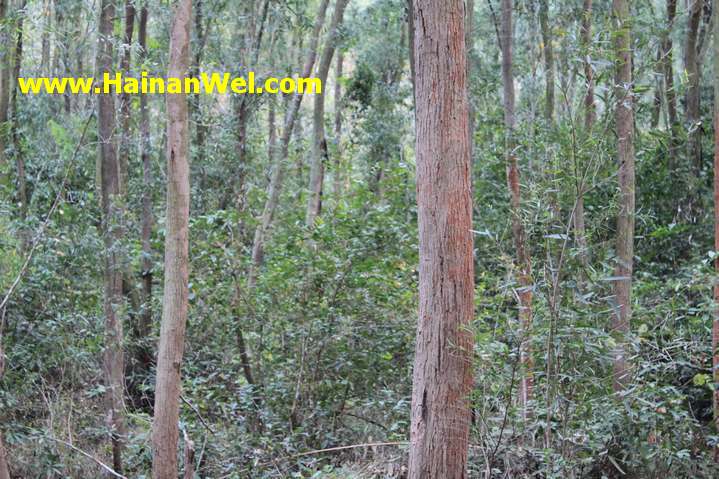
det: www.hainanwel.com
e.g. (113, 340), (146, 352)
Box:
(17, 72), (322, 95)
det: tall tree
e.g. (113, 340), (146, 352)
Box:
(333, 51), (344, 198)
(663, 0), (678, 167)
(11, 0), (27, 223)
(611, 0), (634, 392)
(407, 0), (474, 477)
(713, 0), (719, 460)
(137, 2), (154, 388)
(306, 0), (350, 227)
(0, 0), (10, 169)
(539, 0), (554, 122)
(96, 0), (126, 471)
(685, 0), (704, 171)
(247, 0), (330, 287)
(501, 0), (534, 418)
(118, 0), (135, 196)
(152, 0), (192, 476)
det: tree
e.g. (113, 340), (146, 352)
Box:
(407, 0), (474, 477)
(539, 0), (554, 122)
(500, 0), (534, 418)
(118, 0), (135, 196)
(663, 0), (678, 167)
(685, 0), (704, 172)
(151, 0), (192, 476)
(0, 0), (10, 169)
(611, 0), (634, 393)
(306, 0), (350, 227)
(713, 0), (719, 459)
(96, 0), (126, 471)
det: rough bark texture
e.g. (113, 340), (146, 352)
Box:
(539, 0), (554, 122)
(151, 0), (192, 476)
(407, 1), (474, 478)
(500, 0), (533, 418)
(96, 0), (126, 471)
(685, 0), (703, 171)
(611, 0), (634, 393)
(247, 0), (330, 287)
(306, 0), (350, 227)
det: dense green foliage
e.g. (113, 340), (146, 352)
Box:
(1, 0), (719, 477)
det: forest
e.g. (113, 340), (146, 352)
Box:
(1, 0), (719, 477)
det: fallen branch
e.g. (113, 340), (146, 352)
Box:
(45, 435), (127, 479)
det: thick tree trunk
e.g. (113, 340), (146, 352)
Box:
(685, 0), (703, 172)
(138, 4), (154, 378)
(539, 0), (554, 122)
(611, 0), (634, 393)
(407, 1), (474, 478)
(500, 0), (534, 419)
(306, 0), (350, 227)
(151, 0), (192, 476)
(96, 0), (126, 471)
(247, 0), (330, 287)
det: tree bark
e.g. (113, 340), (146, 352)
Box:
(118, 0), (135, 196)
(11, 0), (27, 222)
(575, 0), (593, 267)
(306, 0), (350, 227)
(500, 0), (534, 419)
(333, 51), (344, 199)
(138, 3), (154, 377)
(538, 0), (554, 122)
(0, 0), (10, 170)
(685, 0), (703, 171)
(713, 0), (719, 460)
(151, 0), (192, 476)
(407, 1), (474, 478)
(247, 0), (330, 288)
(611, 0), (634, 393)
(96, 0), (126, 471)
(664, 0), (678, 168)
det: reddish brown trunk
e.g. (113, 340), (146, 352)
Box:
(408, 1), (474, 477)
(611, 0), (634, 393)
(152, 0), (192, 476)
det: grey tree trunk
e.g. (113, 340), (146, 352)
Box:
(96, 0), (126, 471)
(151, 0), (192, 476)
(539, 0), (554, 122)
(407, 1), (474, 477)
(333, 51), (344, 198)
(611, 0), (635, 393)
(685, 0), (703, 172)
(306, 0), (350, 227)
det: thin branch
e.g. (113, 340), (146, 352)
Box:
(181, 394), (215, 434)
(45, 435), (128, 479)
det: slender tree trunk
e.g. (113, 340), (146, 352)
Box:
(664, 0), (678, 168)
(575, 0), (593, 267)
(611, 0), (634, 393)
(685, 0), (703, 172)
(40, 0), (51, 73)
(118, 0), (135, 196)
(406, 0), (416, 102)
(333, 51), (344, 199)
(0, 338), (10, 479)
(539, 0), (554, 122)
(96, 0), (126, 471)
(306, 0), (350, 227)
(407, 1), (474, 477)
(11, 0), (27, 222)
(138, 4), (154, 377)
(0, 0), (10, 171)
(247, 0), (330, 287)
(151, 0), (191, 476)
(713, 0), (719, 461)
(500, 0), (534, 420)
